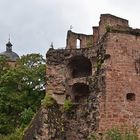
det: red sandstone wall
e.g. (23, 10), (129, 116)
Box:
(66, 31), (93, 49)
(46, 64), (66, 104)
(66, 31), (77, 49)
(99, 32), (140, 134)
(98, 14), (129, 40)
(93, 26), (99, 45)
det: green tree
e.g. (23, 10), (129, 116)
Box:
(0, 56), (9, 78)
(0, 53), (46, 135)
(15, 54), (46, 111)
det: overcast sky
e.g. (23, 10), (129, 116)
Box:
(0, 0), (140, 57)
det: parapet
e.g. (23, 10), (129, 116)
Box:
(92, 14), (130, 45)
(100, 14), (128, 26)
(98, 14), (129, 39)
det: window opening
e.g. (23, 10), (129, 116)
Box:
(76, 39), (80, 49)
(126, 93), (135, 101)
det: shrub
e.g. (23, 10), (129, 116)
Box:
(0, 128), (23, 140)
(63, 100), (73, 111)
(88, 127), (138, 140)
(105, 128), (122, 140)
(42, 95), (56, 108)
(20, 108), (34, 127)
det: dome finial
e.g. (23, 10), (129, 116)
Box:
(50, 42), (54, 49)
(6, 35), (12, 52)
(8, 34), (10, 42)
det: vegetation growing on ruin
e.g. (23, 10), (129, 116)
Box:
(87, 39), (93, 48)
(88, 128), (138, 140)
(105, 24), (112, 32)
(0, 128), (23, 140)
(42, 94), (56, 108)
(95, 59), (103, 69)
(63, 99), (73, 111)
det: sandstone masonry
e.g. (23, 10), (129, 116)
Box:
(23, 14), (140, 140)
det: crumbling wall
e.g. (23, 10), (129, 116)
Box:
(98, 14), (129, 40)
(35, 58), (105, 140)
(42, 43), (106, 140)
(46, 47), (97, 103)
(22, 108), (44, 140)
(66, 30), (93, 49)
(46, 48), (66, 104)
(93, 26), (99, 45)
(23, 14), (140, 140)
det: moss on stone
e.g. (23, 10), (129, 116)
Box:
(41, 95), (56, 108)
(105, 24), (112, 32)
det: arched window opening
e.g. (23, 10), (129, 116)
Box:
(126, 93), (135, 101)
(72, 83), (90, 102)
(76, 39), (80, 49)
(68, 55), (92, 78)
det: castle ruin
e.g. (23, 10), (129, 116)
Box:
(23, 14), (140, 140)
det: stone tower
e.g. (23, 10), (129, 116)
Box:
(23, 14), (140, 140)
(46, 14), (140, 139)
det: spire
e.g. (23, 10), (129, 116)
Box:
(6, 35), (12, 52)
(50, 42), (54, 49)
(8, 34), (10, 42)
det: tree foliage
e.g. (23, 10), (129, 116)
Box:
(0, 54), (46, 135)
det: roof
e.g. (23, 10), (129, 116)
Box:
(0, 40), (19, 61)
(0, 51), (19, 61)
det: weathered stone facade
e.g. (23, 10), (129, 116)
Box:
(99, 32), (140, 133)
(44, 45), (104, 139)
(23, 14), (140, 139)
